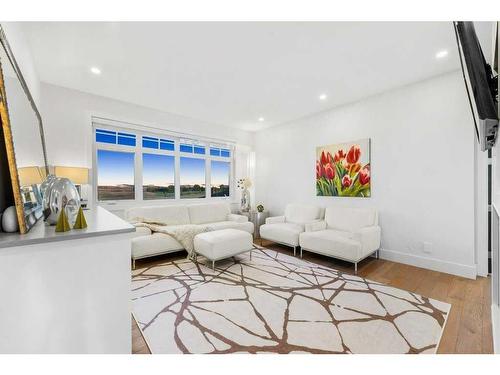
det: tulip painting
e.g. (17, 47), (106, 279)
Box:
(316, 139), (371, 197)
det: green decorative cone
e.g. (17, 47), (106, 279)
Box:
(73, 206), (88, 229)
(55, 208), (71, 232)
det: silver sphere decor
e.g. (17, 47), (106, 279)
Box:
(1, 206), (19, 233)
(44, 177), (81, 226)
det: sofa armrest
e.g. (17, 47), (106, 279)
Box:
(304, 220), (327, 232)
(353, 226), (381, 252)
(265, 216), (285, 224)
(227, 213), (249, 223)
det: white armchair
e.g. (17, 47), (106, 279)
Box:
(259, 204), (323, 255)
(299, 206), (380, 274)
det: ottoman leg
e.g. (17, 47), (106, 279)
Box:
(212, 260), (215, 270)
(250, 249), (252, 260)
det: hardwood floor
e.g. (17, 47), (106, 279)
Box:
(131, 241), (494, 354)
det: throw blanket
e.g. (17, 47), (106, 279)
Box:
(131, 218), (213, 260)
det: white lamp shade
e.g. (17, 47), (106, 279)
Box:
(18, 166), (43, 186)
(54, 166), (89, 185)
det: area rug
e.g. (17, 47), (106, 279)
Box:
(132, 248), (450, 354)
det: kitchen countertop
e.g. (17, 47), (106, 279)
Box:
(0, 206), (135, 249)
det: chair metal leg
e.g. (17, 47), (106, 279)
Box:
(293, 246), (297, 256)
(212, 260), (215, 270)
(300, 247), (303, 258)
(250, 249), (252, 260)
(354, 262), (358, 275)
(376, 249), (380, 259)
(132, 258), (136, 270)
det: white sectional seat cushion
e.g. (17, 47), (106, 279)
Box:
(132, 233), (184, 259)
(259, 222), (304, 247)
(188, 202), (230, 224)
(194, 229), (254, 261)
(133, 226), (152, 238)
(208, 220), (254, 234)
(126, 205), (190, 226)
(300, 229), (362, 261)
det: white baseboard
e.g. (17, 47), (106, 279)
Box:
(379, 248), (477, 279)
(493, 304), (500, 354)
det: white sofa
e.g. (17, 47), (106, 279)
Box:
(259, 203), (323, 255)
(299, 206), (381, 274)
(126, 202), (254, 267)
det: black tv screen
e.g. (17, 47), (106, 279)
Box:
(455, 21), (498, 151)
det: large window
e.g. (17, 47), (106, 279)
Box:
(180, 157), (206, 199)
(93, 123), (233, 202)
(211, 160), (230, 197)
(143, 153), (175, 200)
(97, 149), (135, 200)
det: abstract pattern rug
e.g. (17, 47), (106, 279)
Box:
(132, 248), (450, 354)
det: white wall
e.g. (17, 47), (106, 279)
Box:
(1, 23), (40, 107)
(40, 83), (255, 210)
(254, 71), (477, 278)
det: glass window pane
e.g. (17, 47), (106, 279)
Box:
(95, 129), (116, 144)
(180, 144), (193, 153)
(160, 139), (175, 151)
(210, 147), (220, 156)
(211, 160), (230, 197)
(142, 136), (159, 149)
(97, 150), (135, 200)
(117, 132), (136, 146)
(143, 153), (175, 200)
(180, 157), (206, 199)
(193, 146), (205, 155)
(221, 149), (231, 157)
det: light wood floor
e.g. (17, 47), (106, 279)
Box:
(132, 241), (494, 354)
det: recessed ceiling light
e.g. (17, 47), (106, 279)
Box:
(258, 117), (264, 122)
(90, 66), (101, 75)
(319, 94), (327, 101)
(435, 50), (448, 59)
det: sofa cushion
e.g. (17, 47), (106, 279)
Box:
(325, 206), (378, 232)
(126, 205), (190, 226)
(188, 202), (231, 224)
(133, 226), (152, 238)
(284, 204), (322, 224)
(299, 229), (362, 261)
(208, 221), (254, 234)
(131, 233), (184, 259)
(259, 222), (303, 246)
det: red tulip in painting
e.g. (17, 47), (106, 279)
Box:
(316, 139), (371, 197)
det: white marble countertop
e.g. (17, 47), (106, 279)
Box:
(0, 206), (135, 249)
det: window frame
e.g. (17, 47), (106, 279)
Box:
(92, 122), (234, 206)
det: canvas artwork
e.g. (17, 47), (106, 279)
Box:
(316, 138), (371, 197)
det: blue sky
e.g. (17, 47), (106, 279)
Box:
(180, 157), (205, 185)
(211, 160), (230, 186)
(97, 150), (134, 185)
(98, 151), (229, 187)
(143, 153), (174, 186)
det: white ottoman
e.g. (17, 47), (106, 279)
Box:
(194, 229), (255, 269)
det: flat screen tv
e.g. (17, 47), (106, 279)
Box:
(454, 21), (498, 151)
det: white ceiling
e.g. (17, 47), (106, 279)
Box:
(21, 22), (494, 131)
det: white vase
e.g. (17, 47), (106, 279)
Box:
(241, 188), (251, 212)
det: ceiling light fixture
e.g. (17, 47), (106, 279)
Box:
(258, 117), (264, 122)
(435, 50), (448, 59)
(319, 94), (327, 101)
(90, 66), (101, 75)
